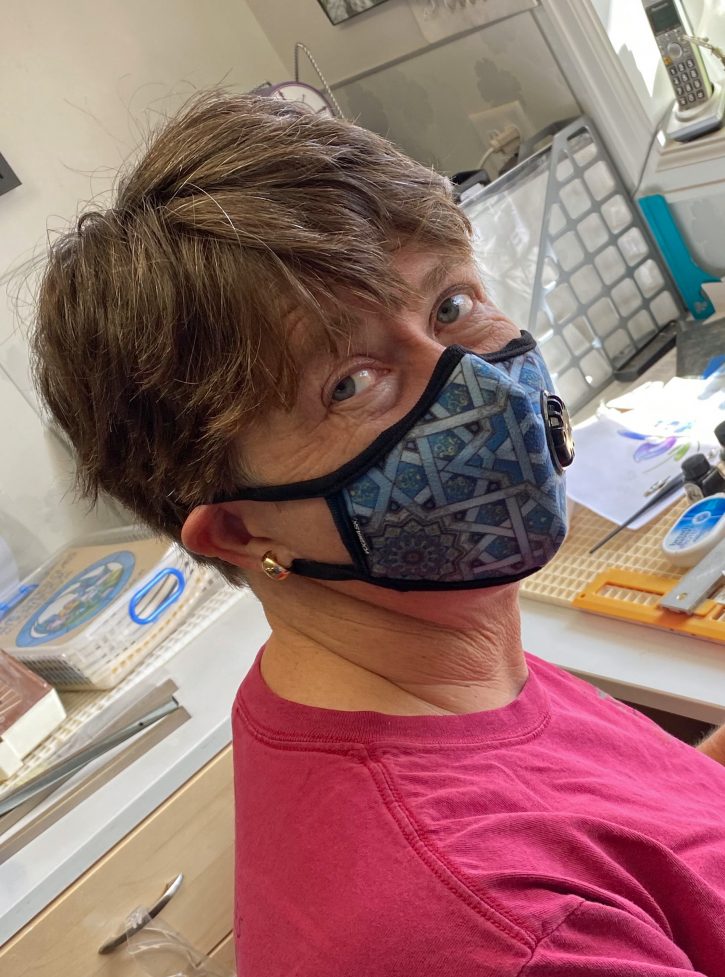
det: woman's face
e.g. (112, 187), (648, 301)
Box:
(224, 247), (523, 622)
(244, 248), (520, 483)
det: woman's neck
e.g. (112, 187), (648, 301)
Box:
(256, 577), (528, 716)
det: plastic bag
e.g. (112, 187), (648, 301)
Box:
(461, 150), (550, 334)
(124, 907), (235, 977)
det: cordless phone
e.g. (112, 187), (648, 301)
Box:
(643, 0), (713, 110)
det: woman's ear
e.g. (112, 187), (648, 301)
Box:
(181, 503), (267, 571)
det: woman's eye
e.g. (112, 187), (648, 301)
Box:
(435, 292), (474, 326)
(331, 368), (376, 403)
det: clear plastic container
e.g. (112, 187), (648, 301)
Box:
(0, 527), (207, 690)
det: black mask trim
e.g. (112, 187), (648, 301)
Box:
(288, 555), (544, 592)
(215, 331), (536, 504)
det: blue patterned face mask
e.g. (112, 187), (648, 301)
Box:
(220, 331), (574, 591)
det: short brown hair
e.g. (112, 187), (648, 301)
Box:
(32, 92), (472, 583)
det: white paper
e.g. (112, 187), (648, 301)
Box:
(566, 372), (723, 528)
(565, 415), (693, 529)
(605, 381), (664, 412)
(610, 376), (725, 445)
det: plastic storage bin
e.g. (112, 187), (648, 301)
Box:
(0, 527), (208, 690)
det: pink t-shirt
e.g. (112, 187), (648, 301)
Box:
(232, 648), (725, 976)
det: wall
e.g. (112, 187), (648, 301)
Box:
(247, 0), (435, 85)
(333, 11), (578, 175)
(0, 0), (285, 576)
(250, 1), (578, 175)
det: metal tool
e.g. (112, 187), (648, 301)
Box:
(645, 476), (669, 496)
(588, 472), (685, 554)
(0, 698), (179, 819)
(659, 536), (725, 614)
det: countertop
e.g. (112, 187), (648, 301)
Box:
(0, 590), (269, 946)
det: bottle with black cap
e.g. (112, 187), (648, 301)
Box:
(682, 452), (725, 502)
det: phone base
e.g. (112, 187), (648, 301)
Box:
(666, 83), (725, 142)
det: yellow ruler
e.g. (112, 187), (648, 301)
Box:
(573, 568), (725, 645)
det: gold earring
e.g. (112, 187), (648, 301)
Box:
(261, 551), (291, 581)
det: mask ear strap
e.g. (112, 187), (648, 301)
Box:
(289, 558), (547, 590)
(290, 559), (363, 581)
(280, 492), (373, 582)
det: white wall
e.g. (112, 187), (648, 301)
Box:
(250, 1), (578, 176)
(0, 0), (285, 574)
(700, 0), (725, 32)
(247, 0), (431, 85)
(333, 11), (578, 175)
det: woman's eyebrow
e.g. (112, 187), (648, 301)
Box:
(417, 259), (463, 297)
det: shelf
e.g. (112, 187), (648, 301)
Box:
(641, 119), (725, 198)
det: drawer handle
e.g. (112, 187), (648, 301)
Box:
(97, 872), (184, 954)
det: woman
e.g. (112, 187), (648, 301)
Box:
(33, 93), (725, 976)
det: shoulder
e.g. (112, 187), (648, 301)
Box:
(234, 735), (534, 976)
(520, 899), (702, 975)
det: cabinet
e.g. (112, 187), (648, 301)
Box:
(0, 745), (235, 976)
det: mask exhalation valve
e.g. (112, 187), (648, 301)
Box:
(542, 392), (575, 473)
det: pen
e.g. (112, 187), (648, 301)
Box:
(588, 473), (686, 555)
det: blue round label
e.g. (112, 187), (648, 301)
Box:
(669, 496), (725, 549)
(678, 496), (725, 530)
(16, 550), (136, 648)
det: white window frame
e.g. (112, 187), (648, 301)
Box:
(535, 0), (725, 196)
(534, 0), (654, 190)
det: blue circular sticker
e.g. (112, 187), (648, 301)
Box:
(16, 550), (136, 648)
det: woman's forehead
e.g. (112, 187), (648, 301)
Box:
(275, 246), (480, 383)
(390, 247), (475, 289)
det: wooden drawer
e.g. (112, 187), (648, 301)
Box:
(209, 931), (236, 974)
(0, 745), (234, 977)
